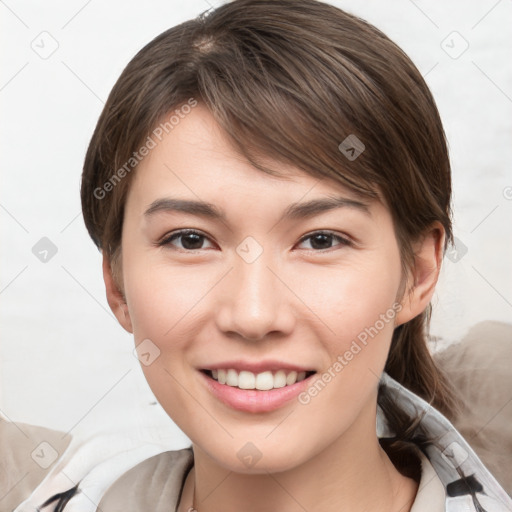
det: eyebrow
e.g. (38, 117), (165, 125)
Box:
(144, 195), (371, 222)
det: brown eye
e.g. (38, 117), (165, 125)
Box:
(159, 230), (214, 251)
(297, 231), (351, 251)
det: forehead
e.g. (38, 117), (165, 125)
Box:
(126, 103), (381, 214)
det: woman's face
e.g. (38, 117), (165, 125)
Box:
(113, 102), (410, 473)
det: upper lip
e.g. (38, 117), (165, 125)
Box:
(200, 360), (316, 374)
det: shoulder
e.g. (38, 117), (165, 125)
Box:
(0, 416), (72, 511)
(4, 420), (184, 512)
(380, 371), (512, 511)
(97, 447), (194, 512)
(433, 320), (512, 495)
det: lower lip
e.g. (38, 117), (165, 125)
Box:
(199, 371), (316, 413)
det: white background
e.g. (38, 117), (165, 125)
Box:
(1, 0), (511, 443)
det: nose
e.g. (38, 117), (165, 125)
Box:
(215, 251), (296, 341)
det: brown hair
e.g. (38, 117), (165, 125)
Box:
(81, 0), (457, 458)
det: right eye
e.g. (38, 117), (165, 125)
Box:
(158, 229), (216, 251)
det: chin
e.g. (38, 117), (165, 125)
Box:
(201, 439), (311, 475)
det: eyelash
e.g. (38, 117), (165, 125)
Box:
(157, 229), (353, 253)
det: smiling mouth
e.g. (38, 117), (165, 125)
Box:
(201, 369), (317, 391)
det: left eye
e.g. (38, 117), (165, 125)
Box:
(296, 231), (351, 251)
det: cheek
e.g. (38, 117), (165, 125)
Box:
(297, 255), (402, 345)
(292, 268), (401, 434)
(121, 258), (214, 423)
(293, 258), (402, 419)
(124, 260), (209, 344)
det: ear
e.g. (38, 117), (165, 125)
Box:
(102, 251), (133, 333)
(395, 222), (445, 326)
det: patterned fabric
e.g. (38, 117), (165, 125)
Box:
(379, 373), (512, 512)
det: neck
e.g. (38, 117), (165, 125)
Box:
(178, 406), (419, 512)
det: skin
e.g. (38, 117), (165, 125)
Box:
(103, 102), (444, 512)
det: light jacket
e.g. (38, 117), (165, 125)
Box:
(378, 373), (512, 512)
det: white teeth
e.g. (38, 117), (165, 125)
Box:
(286, 371), (297, 385)
(208, 368), (312, 390)
(226, 369), (238, 386)
(238, 371), (255, 389)
(255, 371), (274, 390)
(273, 370), (287, 388)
